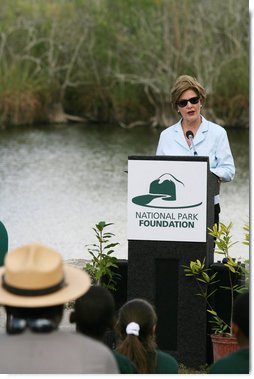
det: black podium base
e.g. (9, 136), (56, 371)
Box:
(128, 239), (209, 369)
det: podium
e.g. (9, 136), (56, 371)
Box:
(127, 156), (219, 368)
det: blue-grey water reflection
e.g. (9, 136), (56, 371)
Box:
(0, 124), (249, 261)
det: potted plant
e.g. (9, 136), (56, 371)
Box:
(84, 221), (120, 291)
(183, 222), (249, 361)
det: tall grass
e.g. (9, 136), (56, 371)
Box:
(0, 0), (249, 127)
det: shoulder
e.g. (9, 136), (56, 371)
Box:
(156, 349), (178, 363)
(159, 120), (181, 137)
(56, 331), (117, 359)
(56, 332), (119, 373)
(209, 348), (249, 374)
(0, 331), (119, 374)
(113, 351), (137, 374)
(202, 116), (227, 135)
(155, 349), (178, 374)
(68, 332), (113, 352)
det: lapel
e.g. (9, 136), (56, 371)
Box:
(194, 117), (209, 145)
(174, 116), (209, 149)
(174, 121), (189, 151)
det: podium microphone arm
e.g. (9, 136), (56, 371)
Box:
(186, 130), (198, 156)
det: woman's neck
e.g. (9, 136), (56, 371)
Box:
(181, 116), (202, 136)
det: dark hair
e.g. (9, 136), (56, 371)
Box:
(233, 291), (249, 338)
(71, 286), (115, 339)
(5, 304), (64, 319)
(115, 298), (157, 374)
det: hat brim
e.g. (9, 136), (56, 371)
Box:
(0, 265), (91, 308)
(132, 194), (169, 206)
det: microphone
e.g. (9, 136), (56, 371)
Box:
(186, 130), (198, 155)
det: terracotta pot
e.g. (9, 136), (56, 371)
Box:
(211, 334), (239, 362)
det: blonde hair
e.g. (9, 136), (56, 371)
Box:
(171, 75), (206, 110)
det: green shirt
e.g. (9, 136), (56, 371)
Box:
(113, 350), (137, 374)
(208, 347), (249, 374)
(155, 349), (179, 374)
(0, 221), (8, 266)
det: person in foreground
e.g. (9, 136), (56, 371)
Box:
(0, 243), (119, 374)
(70, 285), (137, 373)
(115, 298), (179, 374)
(208, 291), (249, 374)
(156, 75), (235, 224)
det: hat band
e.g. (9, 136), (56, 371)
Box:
(2, 275), (66, 296)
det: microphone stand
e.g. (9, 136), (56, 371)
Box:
(186, 131), (198, 156)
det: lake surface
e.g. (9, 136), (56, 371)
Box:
(0, 123), (249, 262)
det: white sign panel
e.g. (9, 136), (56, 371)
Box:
(128, 158), (208, 242)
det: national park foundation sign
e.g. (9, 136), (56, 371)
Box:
(128, 158), (208, 242)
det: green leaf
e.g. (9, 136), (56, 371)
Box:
(207, 289), (218, 299)
(207, 310), (218, 316)
(196, 278), (208, 283)
(224, 264), (236, 273)
(105, 243), (120, 249)
(201, 272), (211, 282)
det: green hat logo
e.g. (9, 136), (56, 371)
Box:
(132, 173), (184, 207)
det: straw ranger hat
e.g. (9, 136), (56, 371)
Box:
(0, 243), (91, 307)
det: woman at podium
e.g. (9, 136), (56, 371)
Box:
(156, 75), (235, 224)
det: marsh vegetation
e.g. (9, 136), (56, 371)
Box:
(0, 0), (248, 128)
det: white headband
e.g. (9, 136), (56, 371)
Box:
(126, 322), (140, 336)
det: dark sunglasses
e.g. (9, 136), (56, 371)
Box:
(6, 316), (57, 334)
(176, 96), (200, 108)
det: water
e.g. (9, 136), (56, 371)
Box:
(0, 124), (249, 262)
